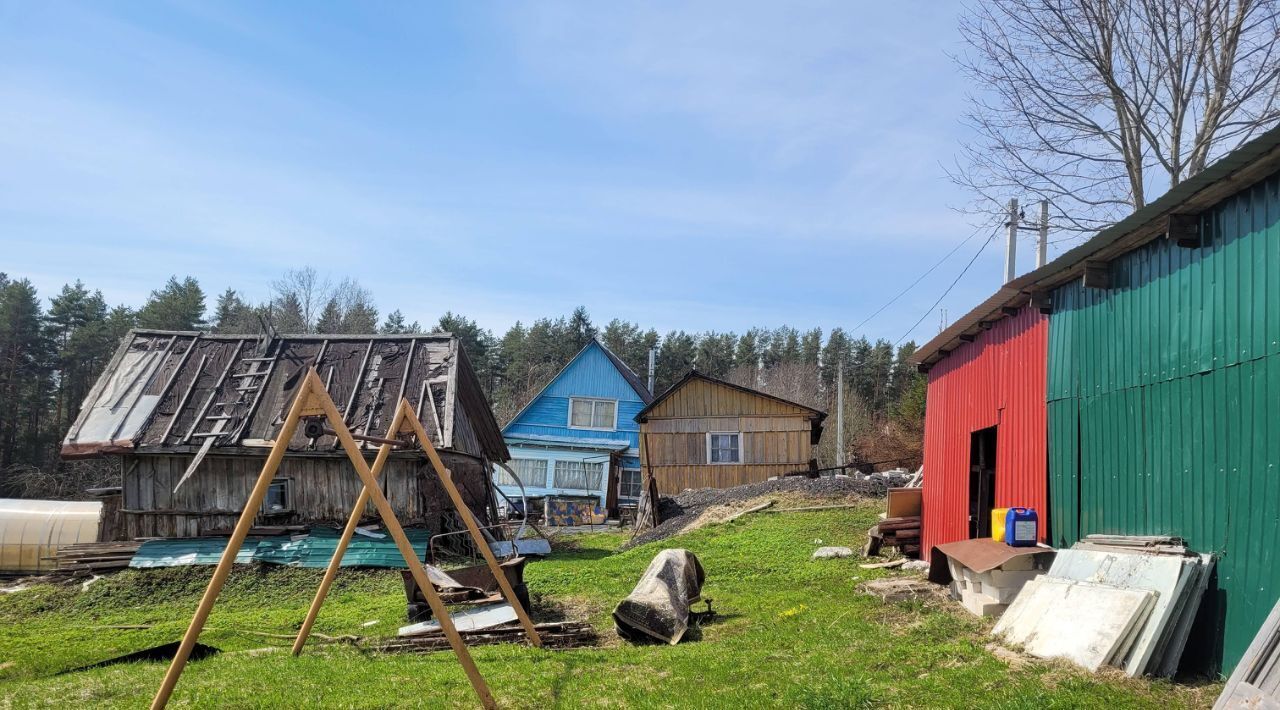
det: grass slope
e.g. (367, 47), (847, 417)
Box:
(0, 502), (1218, 708)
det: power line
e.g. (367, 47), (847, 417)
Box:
(848, 220), (995, 334)
(894, 228), (1000, 346)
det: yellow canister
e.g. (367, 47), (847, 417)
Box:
(991, 508), (1009, 541)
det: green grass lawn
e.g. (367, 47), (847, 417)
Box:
(0, 502), (1220, 708)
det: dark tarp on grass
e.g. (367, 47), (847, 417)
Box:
(129, 527), (431, 569)
(613, 549), (705, 645)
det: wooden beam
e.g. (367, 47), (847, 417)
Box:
(1082, 260), (1112, 289)
(1001, 306), (1020, 317)
(153, 371), (501, 710)
(1167, 213), (1200, 248)
(1031, 291), (1053, 314)
(959, 333), (976, 343)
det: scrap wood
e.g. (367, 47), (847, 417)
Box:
(859, 559), (905, 570)
(373, 621), (596, 653)
(722, 499), (774, 523)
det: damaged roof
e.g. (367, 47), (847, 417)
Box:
(62, 330), (509, 463)
(914, 122), (1280, 369)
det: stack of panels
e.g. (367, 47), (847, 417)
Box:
(992, 539), (1214, 677)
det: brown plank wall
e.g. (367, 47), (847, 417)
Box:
(118, 451), (491, 538)
(640, 378), (818, 493)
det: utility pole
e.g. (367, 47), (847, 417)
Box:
(1005, 197), (1019, 283)
(1037, 199), (1049, 268)
(835, 361), (845, 468)
(647, 347), (656, 394)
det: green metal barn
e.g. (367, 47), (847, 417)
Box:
(915, 124), (1280, 675)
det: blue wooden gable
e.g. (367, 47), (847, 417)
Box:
(503, 340), (650, 450)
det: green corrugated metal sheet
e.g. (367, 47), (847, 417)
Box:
(129, 527), (432, 569)
(1047, 171), (1280, 675)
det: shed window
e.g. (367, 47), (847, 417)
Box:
(263, 479), (292, 513)
(569, 398), (617, 430)
(707, 433), (741, 464)
(553, 460), (605, 490)
(618, 468), (643, 500)
(495, 458), (549, 488)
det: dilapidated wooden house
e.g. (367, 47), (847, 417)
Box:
(62, 330), (508, 540)
(636, 371), (825, 494)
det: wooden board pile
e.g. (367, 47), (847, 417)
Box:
(993, 536), (1214, 677)
(373, 621), (596, 653)
(1216, 597), (1280, 709)
(53, 541), (142, 574)
(877, 516), (921, 558)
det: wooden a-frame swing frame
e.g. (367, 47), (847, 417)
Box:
(152, 368), (541, 710)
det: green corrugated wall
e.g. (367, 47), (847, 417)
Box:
(1047, 171), (1280, 675)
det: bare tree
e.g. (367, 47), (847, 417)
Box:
(271, 267), (329, 330)
(954, 0), (1280, 235)
(267, 269), (379, 334)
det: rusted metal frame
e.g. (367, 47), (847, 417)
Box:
(106, 336), (179, 441)
(159, 353), (208, 445)
(182, 340), (245, 444)
(429, 523), (513, 565)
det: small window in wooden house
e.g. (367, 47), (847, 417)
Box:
(618, 468), (643, 500)
(568, 398), (617, 430)
(708, 433), (741, 464)
(263, 479), (292, 514)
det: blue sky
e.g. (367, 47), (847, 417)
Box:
(0, 1), (1061, 343)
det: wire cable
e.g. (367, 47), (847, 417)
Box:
(847, 221), (994, 334)
(894, 228), (1000, 346)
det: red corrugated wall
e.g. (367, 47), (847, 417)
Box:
(921, 305), (1048, 560)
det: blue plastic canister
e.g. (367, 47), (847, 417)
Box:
(1004, 507), (1038, 547)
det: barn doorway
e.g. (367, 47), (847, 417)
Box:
(968, 426), (998, 539)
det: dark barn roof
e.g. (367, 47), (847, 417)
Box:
(914, 122), (1280, 369)
(62, 330), (509, 462)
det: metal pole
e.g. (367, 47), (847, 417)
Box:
(835, 361), (845, 468)
(1005, 197), (1019, 283)
(1037, 199), (1049, 268)
(647, 347), (656, 394)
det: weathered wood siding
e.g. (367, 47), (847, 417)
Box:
(120, 452), (491, 538)
(639, 377), (820, 493)
(644, 377), (811, 418)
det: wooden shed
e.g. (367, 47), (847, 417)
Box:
(635, 371), (824, 494)
(62, 330), (508, 540)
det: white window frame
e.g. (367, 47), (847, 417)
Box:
(552, 459), (606, 491)
(706, 432), (742, 465)
(567, 397), (619, 432)
(617, 468), (643, 500)
(496, 458), (549, 488)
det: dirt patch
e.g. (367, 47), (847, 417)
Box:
(623, 475), (883, 550)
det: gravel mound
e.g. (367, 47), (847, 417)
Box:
(624, 475), (886, 550)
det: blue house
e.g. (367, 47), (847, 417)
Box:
(494, 338), (652, 512)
